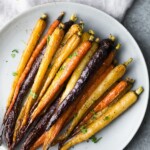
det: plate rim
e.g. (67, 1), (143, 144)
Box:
(0, 2), (149, 150)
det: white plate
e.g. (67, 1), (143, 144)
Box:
(0, 2), (149, 150)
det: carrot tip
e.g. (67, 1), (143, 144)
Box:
(135, 86), (144, 95)
(79, 20), (84, 30)
(89, 35), (94, 42)
(115, 43), (121, 50)
(109, 34), (116, 41)
(95, 37), (100, 43)
(77, 31), (82, 37)
(41, 13), (48, 20)
(123, 58), (133, 67)
(126, 77), (135, 83)
(59, 23), (65, 29)
(57, 12), (65, 21)
(70, 14), (77, 22)
(89, 30), (95, 35)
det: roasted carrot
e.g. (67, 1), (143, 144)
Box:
(72, 78), (134, 136)
(37, 31), (82, 101)
(5, 12), (64, 119)
(60, 87), (143, 150)
(49, 20), (83, 69)
(55, 65), (114, 144)
(30, 64), (112, 149)
(37, 21), (83, 101)
(29, 94), (80, 150)
(30, 30), (90, 113)
(43, 100), (79, 150)
(29, 35), (94, 124)
(6, 14), (47, 111)
(20, 97), (61, 150)
(13, 23), (65, 144)
(21, 35), (94, 150)
(45, 37), (115, 140)
(11, 16), (76, 146)
(57, 58), (133, 142)
(80, 78), (135, 126)
(54, 44), (119, 144)
(58, 33), (98, 105)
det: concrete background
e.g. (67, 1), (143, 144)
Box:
(124, 0), (150, 149)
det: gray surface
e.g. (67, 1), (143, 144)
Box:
(123, 0), (150, 149)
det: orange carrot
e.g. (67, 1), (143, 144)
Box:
(6, 12), (64, 117)
(29, 36), (94, 124)
(13, 23), (66, 143)
(55, 65), (114, 144)
(30, 98), (79, 150)
(6, 14), (48, 111)
(79, 79), (133, 126)
(64, 50), (117, 124)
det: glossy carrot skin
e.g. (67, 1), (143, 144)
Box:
(42, 98), (80, 150)
(46, 39), (115, 136)
(3, 14), (48, 147)
(5, 13), (64, 118)
(6, 14), (47, 113)
(81, 80), (129, 125)
(60, 59), (132, 142)
(21, 38), (93, 150)
(12, 24), (65, 146)
(58, 37), (99, 105)
(72, 79), (134, 136)
(37, 33), (81, 102)
(55, 65), (114, 144)
(30, 38), (93, 124)
(37, 22), (83, 101)
(60, 87), (143, 150)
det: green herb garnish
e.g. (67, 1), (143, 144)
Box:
(90, 135), (102, 143)
(80, 126), (87, 134)
(104, 116), (110, 121)
(59, 66), (65, 71)
(73, 113), (77, 118)
(11, 53), (16, 58)
(6, 60), (8, 63)
(48, 64), (53, 69)
(30, 90), (37, 99)
(91, 110), (97, 120)
(47, 35), (51, 44)
(12, 72), (18, 76)
(12, 49), (19, 53)
(69, 51), (78, 58)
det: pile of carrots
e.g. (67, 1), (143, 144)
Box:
(0, 12), (143, 150)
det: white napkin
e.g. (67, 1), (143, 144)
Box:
(0, 0), (134, 29)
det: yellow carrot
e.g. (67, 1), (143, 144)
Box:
(13, 23), (65, 142)
(60, 87), (143, 150)
(30, 36), (94, 124)
(6, 14), (47, 110)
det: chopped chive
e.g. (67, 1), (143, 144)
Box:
(5, 60), (8, 63)
(12, 72), (18, 76)
(11, 53), (16, 58)
(104, 116), (110, 121)
(90, 135), (102, 143)
(69, 51), (78, 58)
(47, 35), (51, 44)
(59, 66), (65, 71)
(91, 110), (97, 120)
(30, 90), (38, 99)
(12, 49), (19, 53)
(80, 126), (87, 134)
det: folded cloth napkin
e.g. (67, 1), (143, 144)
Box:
(0, 0), (134, 29)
